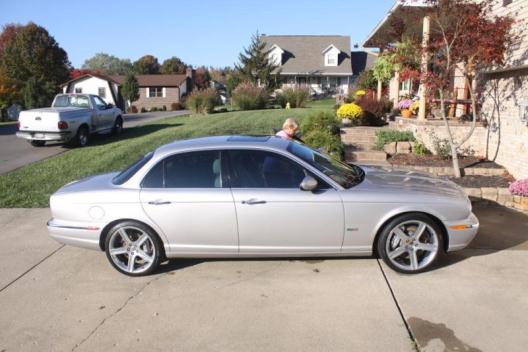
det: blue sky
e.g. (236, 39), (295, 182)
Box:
(0, 0), (393, 68)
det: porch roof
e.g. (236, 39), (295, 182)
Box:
(363, 0), (431, 48)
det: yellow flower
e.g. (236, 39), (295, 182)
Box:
(355, 89), (366, 97)
(337, 103), (363, 119)
(410, 100), (420, 114)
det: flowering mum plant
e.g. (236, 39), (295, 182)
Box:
(355, 89), (366, 97)
(336, 103), (363, 119)
(410, 100), (420, 114)
(509, 179), (528, 197)
(398, 99), (413, 110)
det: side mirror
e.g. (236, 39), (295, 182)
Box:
(106, 103), (113, 109)
(300, 175), (318, 191)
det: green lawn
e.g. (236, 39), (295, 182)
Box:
(0, 105), (332, 208)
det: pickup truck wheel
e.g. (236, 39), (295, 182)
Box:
(75, 126), (89, 147)
(112, 116), (123, 135)
(29, 140), (46, 147)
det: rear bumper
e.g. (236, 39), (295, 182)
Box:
(47, 218), (102, 251)
(17, 131), (72, 142)
(445, 212), (479, 251)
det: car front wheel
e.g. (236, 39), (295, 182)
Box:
(105, 221), (163, 276)
(378, 214), (444, 274)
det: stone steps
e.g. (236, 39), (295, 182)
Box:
(345, 148), (388, 163)
(341, 127), (387, 164)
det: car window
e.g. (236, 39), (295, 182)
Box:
(142, 151), (223, 188)
(93, 96), (107, 110)
(53, 95), (90, 108)
(113, 152), (154, 185)
(227, 150), (309, 189)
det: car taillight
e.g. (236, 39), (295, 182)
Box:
(58, 121), (68, 130)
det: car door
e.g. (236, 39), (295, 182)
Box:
(139, 150), (238, 255)
(227, 149), (344, 255)
(92, 96), (114, 130)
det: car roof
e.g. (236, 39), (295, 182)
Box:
(154, 135), (291, 158)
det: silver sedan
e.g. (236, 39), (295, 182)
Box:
(47, 136), (479, 276)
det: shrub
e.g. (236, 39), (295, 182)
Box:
(150, 107), (158, 112)
(161, 105), (167, 111)
(509, 179), (528, 197)
(304, 130), (344, 160)
(170, 102), (184, 111)
(301, 111), (341, 136)
(231, 83), (269, 110)
(275, 87), (310, 108)
(375, 130), (415, 150)
(429, 131), (451, 159)
(413, 141), (428, 156)
(336, 103), (363, 119)
(140, 107), (147, 113)
(186, 88), (218, 114)
(127, 105), (138, 113)
(356, 96), (392, 118)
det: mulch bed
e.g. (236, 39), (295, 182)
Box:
(388, 154), (503, 169)
(448, 175), (515, 188)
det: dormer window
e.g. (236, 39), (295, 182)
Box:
(322, 44), (341, 67)
(268, 44), (284, 66)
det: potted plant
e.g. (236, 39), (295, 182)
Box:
(410, 100), (420, 116)
(336, 103), (363, 126)
(398, 99), (413, 118)
(509, 179), (528, 210)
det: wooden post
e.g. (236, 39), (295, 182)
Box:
(418, 15), (431, 120)
(377, 79), (382, 101)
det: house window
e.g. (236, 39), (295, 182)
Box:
(503, 0), (512, 6)
(326, 55), (337, 66)
(148, 87), (163, 98)
(98, 87), (106, 98)
(75, 87), (82, 93)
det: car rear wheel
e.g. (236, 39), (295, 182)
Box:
(105, 221), (162, 276)
(112, 116), (123, 135)
(378, 214), (443, 274)
(29, 140), (46, 147)
(74, 126), (89, 147)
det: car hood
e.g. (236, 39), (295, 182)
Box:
(356, 166), (466, 199)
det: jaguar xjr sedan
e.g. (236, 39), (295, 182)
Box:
(47, 136), (479, 276)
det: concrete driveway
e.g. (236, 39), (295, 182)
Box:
(0, 204), (527, 351)
(0, 110), (188, 175)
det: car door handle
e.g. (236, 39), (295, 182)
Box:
(241, 198), (266, 205)
(148, 200), (171, 205)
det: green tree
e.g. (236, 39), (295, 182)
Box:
(356, 69), (378, 90)
(160, 56), (187, 74)
(133, 55), (160, 74)
(121, 73), (139, 107)
(81, 53), (132, 75)
(0, 22), (71, 108)
(235, 32), (279, 89)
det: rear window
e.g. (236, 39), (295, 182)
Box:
(112, 152), (154, 185)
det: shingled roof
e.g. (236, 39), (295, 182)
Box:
(261, 35), (353, 75)
(110, 74), (187, 87)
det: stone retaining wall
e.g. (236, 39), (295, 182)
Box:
(465, 187), (528, 211)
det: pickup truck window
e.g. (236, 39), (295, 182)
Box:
(93, 96), (107, 110)
(53, 95), (90, 108)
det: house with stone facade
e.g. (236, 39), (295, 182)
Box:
(363, 0), (528, 179)
(61, 70), (193, 111)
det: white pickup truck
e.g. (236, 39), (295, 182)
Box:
(16, 94), (123, 147)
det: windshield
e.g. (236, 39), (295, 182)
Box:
(287, 142), (364, 189)
(53, 95), (91, 108)
(112, 152), (154, 185)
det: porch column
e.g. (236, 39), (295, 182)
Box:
(393, 70), (400, 107)
(377, 79), (382, 101)
(418, 15), (430, 120)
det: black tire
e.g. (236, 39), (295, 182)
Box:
(74, 125), (89, 147)
(104, 221), (163, 276)
(377, 213), (444, 274)
(29, 140), (46, 147)
(112, 116), (123, 135)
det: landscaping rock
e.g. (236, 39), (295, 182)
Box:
(396, 141), (412, 154)
(383, 142), (397, 155)
(481, 187), (498, 202)
(497, 188), (513, 206)
(464, 188), (482, 199)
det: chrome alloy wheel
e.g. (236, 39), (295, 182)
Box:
(108, 226), (156, 274)
(385, 220), (440, 272)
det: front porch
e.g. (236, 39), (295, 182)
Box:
(280, 74), (351, 96)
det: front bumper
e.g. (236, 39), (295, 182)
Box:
(445, 212), (479, 251)
(47, 218), (102, 251)
(17, 131), (72, 142)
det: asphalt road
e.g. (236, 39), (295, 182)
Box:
(0, 204), (527, 351)
(0, 110), (188, 175)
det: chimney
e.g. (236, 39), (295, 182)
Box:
(186, 66), (195, 91)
